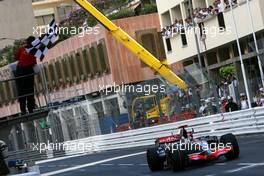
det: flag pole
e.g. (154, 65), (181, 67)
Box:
(229, 0), (251, 108)
(246, 0), (264, 87)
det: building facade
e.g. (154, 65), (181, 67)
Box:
(0, 0), (35, 49)
(32, 0), (77, 26)
(0, 13), (165, 150)
(157, 0), (264, 100)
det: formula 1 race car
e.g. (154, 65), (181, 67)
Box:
(146, 125), (239, 172)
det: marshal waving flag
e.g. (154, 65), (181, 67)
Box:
(26, 19), (59, 61)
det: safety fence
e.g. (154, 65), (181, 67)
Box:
(6, 106), (264, 163)
(56, 106), (264, 156)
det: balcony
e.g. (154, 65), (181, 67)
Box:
(157, 0), (264, 64)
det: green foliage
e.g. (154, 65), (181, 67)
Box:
(219, 65), (235, 79)
(0, 39), (25, 67)
(0, 39), (24, 67)
(58, 29), (71, 42)
(139, 3), (157, 15)
(57, 0), (157, 42)
(107, 9), (135, 20)
(87, 15), (98, 27)
(92, 0), (129, 11)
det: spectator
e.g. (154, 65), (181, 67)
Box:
(199, 99), (207, 116)
(239, 93), (249, 110)
(15, 36), (37, 115)
(162, 0), (223, 37)
(225, 96), (239, 112)
(217, 0), (226, 29)
(220, 97), (228, 112)
(253, 97), (263, 107)
(224, 0), (237, 9)
(204, 98), (218, 116)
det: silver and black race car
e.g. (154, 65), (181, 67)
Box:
(146, 125), (239, 172)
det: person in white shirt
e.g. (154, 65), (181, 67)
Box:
(199, 99), (208, 116)
(217, 0), (225, 13)
(240, 93), (249, 110)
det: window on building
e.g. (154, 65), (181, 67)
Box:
(48, 63), (57, 87)
(97, 43), (109, 72)
(141, 33), (158, 57)
(55, 59), (64, 84)
(166, 38), (172, 52)
(194, 56), (206, 67)
(157, 32), (166, 59)
(57, 5), (73, 22)
(62, 57), (71, 83)
(193, 0), (207, 9)
(181, 30), (188, 46)
(35, 14), (55, 26)
(90, 46), (100, 74)
(35, 74), (43, 93)
(161, 11), (171, 27)
(232, 41), (246, 57)
(75, 52), (84, 79)
(207, 51), (218, 66)
(171, 5), (182, 23)
(43, 64), (52, 89)
(217, 12), (226, 30)
(69, 54), (78, 82)
(218, 46), (230, 62)
(183, 60), (193, 67)
(82, 48), (92, 76)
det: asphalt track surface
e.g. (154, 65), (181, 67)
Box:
(39, 134), (264, 176)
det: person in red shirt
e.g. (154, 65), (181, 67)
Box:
(15, 36), (37, 114)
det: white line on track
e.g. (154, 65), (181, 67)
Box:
(100, 164), (114, 166)
(238, 163), (260, 166)
(139, 164), (148, 166)
(226, 163), (264, 173)
(36, 153), (88, 164)
(42, 151), (146, 176)
(239, 139), (264, 145)
(118, 164), (134, 166)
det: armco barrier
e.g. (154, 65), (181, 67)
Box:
(7, 107), (264, 160)
(62, 107), (264, 155)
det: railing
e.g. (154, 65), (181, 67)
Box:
(58, 106), (264, 155)
(5, 103), (264, 162)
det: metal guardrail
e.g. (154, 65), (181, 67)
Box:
(7, 107), (264, 161)
(62, 107), (264, 155)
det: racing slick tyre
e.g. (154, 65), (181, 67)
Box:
(147, 147), (164, 171)
(220, 133), (239, 160)
(168, 148), (186, 171)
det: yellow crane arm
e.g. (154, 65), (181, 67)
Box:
(74, 0), (188, 90)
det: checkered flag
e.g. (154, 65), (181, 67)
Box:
(26, 19), (59, 61)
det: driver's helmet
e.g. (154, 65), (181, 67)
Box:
(179, 127), (188, 139)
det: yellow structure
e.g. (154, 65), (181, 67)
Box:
(74, 0), (188, 90)
(146, 97), (171, 119)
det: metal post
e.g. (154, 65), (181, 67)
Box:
(188, 0), (202, 67)
(246, 0), (264, 87)
(188, 0), (220, 112)
(229, 0), (251, 108)
(40, 63), (51, 107)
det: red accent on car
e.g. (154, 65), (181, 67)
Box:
(158, 135), (181, 144)
(188, 147), (233, 161)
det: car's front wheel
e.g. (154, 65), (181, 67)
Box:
(167, 148), (186, 171)
(146, 147), (164, 171)
(220, 133), (239, 160)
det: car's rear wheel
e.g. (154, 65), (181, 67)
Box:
(220, 133), (239, 160)
(146, 147), (164, 171)
(168, 148), (186, 171)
